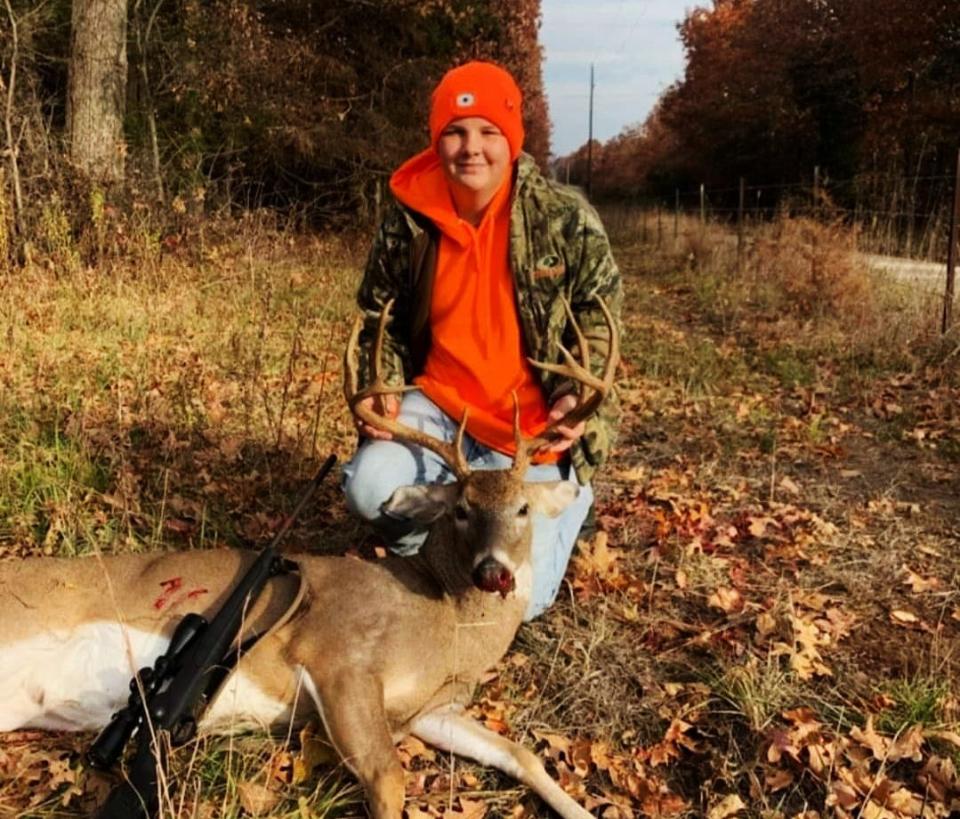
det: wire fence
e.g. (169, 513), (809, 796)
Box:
(664, 169), (957, 264)
(606, 154), (960, 332)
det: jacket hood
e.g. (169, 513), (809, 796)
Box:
(390, 149), (535, 246)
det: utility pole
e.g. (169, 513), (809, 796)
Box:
(944, 147), (960, 334)
(737, 177), (745, 274)
(587, 63), (594, 199)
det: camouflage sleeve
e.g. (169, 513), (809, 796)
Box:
(354, 207), (412, 390)
(563, 201), (624, 480)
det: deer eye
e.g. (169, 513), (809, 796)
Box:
(454, 505), (469, 521)
(518, 503), (529, 517)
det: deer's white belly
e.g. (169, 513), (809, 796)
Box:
(0, 622), (290, 733)
(0, 622), (170, 731)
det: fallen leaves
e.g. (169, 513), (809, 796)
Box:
(900, 564), (942, 594)
(237, 780), (280, 815)
(645, 718), (700, 767)
(770, 593), (855, 680)
(707, 793), (746, 819)
(0, 737), (88, 810)
(405, 798), (488, 819)
(570, 531), (647, 602)
(889, 609), (921, 627)
(763, 708), (960, 818)
(707, 586), (744, 614)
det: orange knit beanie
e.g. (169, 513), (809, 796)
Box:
(429, 61), (525, 160)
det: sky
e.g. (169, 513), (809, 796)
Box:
(540, 0), (694, 157)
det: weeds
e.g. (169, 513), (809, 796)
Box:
(877, 675), (953, 735)
(711, 656), (795, 733)
(0, 222), (358, 558)
(3, 207), (960, 817)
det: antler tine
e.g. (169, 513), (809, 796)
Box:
(509, 392), (529, 477)
(343, 301), (471, 480)
(371, 300), (391, 384)
(517, 295), (619, 459)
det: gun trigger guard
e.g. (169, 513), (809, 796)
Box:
(271, 556), (300, 576)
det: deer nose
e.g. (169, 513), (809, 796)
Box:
(472, 557), (515, 597)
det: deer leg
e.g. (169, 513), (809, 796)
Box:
(410, 707), (593, 819)
(299, 667), (404, 819)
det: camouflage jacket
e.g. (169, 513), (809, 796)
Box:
(354, 153), (623, 483)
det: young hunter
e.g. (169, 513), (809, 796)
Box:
(343, 60), (623, 620)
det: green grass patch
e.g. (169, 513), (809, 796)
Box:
(877, 675), (952, 735)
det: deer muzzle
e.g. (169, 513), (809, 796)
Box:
(472, 557), (515, 598)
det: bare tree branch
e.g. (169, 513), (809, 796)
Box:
(2, 0), (26, 244)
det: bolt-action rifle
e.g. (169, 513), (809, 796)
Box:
(88, 454), (337, 818)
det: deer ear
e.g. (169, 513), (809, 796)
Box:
(382, 484), (459, 524)
(526, 481), (580, 518)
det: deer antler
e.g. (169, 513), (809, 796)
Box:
(344, 300), (471, 480)
(512, 296), (619, 475)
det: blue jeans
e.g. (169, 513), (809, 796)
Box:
(342, 391), (593, 620)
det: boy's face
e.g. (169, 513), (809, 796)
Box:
(436, 117), (512, 200)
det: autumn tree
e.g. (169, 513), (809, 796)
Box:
(567, 0), (960, 225)
(485, 0), (551, 167)
(1, 0), (552, 238)
(127, 0), (551, 219)
(68, 0), (127, 182)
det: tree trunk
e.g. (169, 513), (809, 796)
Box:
(68, 0), (128, 183)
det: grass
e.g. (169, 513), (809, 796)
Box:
(876, 675), (952, 735)
(710, 656), (796, 733)
(2, 207), (960, 817)
(0, 229), (360, 561)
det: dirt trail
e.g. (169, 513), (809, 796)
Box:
(863, 252), (949, 292)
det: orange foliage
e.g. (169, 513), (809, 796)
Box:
(561, 0), (960, 214)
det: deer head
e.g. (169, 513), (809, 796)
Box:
(343, 298), (618, 596)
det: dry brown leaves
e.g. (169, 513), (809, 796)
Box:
(0, 733), (87, 811)
(764, 710), (960, 817)
(532, 729), (689, 818)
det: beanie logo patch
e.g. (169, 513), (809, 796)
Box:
(455, 92), (476, 108)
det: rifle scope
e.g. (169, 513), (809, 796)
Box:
(87, 612), (207, 770)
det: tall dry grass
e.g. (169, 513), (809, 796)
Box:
(603, 203), (954, 382)
(0, 215), (375, 815)
(0, 215), (363, 559)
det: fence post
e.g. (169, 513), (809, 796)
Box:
(674, 188), (679, 243)
(699, 183), (706, 226)
(657, 204), (663, 248)
(737, 177), (746, 274)
(943, 147), (960, 334)
(813, 165), (820, 218)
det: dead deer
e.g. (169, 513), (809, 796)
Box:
(0, 298), (617, 819)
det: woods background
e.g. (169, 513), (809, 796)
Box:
(2, 0), (960, 268)
(0, 0), (549, 267)
(563, 1), (960, 259)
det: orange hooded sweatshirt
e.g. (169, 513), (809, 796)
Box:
(389, 149), (556, 461)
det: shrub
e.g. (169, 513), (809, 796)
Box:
(750, 215), (872, 322)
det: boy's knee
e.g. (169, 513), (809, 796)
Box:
(343, 470), (394, 522)
(342, 442), (414, 521)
